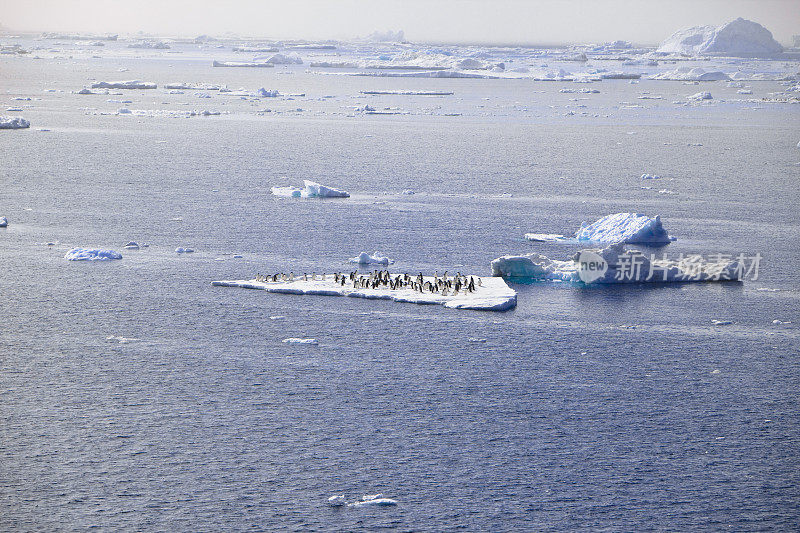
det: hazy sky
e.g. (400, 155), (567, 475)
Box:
(2, 0), (799, 45)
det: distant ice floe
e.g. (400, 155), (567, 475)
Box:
(164, 82), (224, 91)
(116, 108), (221, 117)
(650, 67), (729, 81)
(127, 40), (170, 49)
(91, 80), (157, 89)
(656, 17), (784, 58)
(175, 247), (194, 254)
(212, 60), (274, 68)
(257, 88), (280, 97)
(212, 275), (517, 312)
(64, 248), (122, 261)
(0, 217), (7, 227)
(361, 90), (454, 96)
(0, 116), (30, 129)
(327, 493), (399, 508)
(271, 179), (350, 198)
(365, 29), (405, 42)
(123, 241), (140, 249)
(349, 251), (394, 266)
(491, 244), (740, 284)
(525, 213), (675, 246)
(255, 52), (303, 65)
(687, 91), (713, 101)
(282, 338), (318, 344)
(232, 45), (279, 53)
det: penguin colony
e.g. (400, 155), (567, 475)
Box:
(254, 270), (482, 296)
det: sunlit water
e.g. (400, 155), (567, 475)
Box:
(1, 40), (799, 530)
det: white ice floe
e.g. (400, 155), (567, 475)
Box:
(524, 233), (566, 242)
(232, 45), (280, 53)
(257, 88), (280, 97)
(361, 90), (454, 96)
(282, 338), (318, 344)
(0, 116), (30, 129)
(164, 82), (224, 91)
(212, 60), (274, 68)
(348, 495), (398, 508)
(650, 67), (729, 81)
(327, 495), (346, 507)
(641, 173), (662, 180)
(712, 319), (733, 326)
(575, 213), (675, 245)
(687, 91), (713, 101)
(127, 40), (170, 49)
(349, 251), (394, 266)
(0, 217), (7, 227)
(491, 244), (741, 284)
(115, 108), (221, 117)
(91, 80), (157, 89)
(256, 52), (303, 65)
(123, 241), (140, 249)
(212, 275), (517, 312)
(64, 248), (122, 261)
(656, 18), (783, 58)
(271, 179), (350, 198)
(175, 247), (195, 254)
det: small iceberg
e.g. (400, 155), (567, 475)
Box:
(491, 244), (741, 284)
(0, 216), (7, 227)
(123, 241), (140, 249)
(575, 213), (674, 245)
(271, 179), (350, 198)
(688, 91), (713, 101)
(348, 494), (398, 508)
(175, 247), (195, 254)
(0, 116), (30, 129)
(349, 251), (394, 265)
(327, 495), (346, 507)
(64, 248), (122, 261)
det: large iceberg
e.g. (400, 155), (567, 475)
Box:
(491, 244), (741, 284)
(64, 248), (123, 261)
(271, 179), (350, 198)
(212, 273), (517, 312)
(574, 213), (675, 245)
(0, 116), (30, 129)
(656, 18), (783, 57)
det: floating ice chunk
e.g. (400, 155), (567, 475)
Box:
(175, 247), (194, 254)
(640, 173), (662, 180)
(271, 179), (350, 198)
(712, 319), (733, 326)
(258, 52), (303, 65)
(282, 338), (318, 344)
(772, 319), (791, 325)
(6, 107), (23, 112)
(327, 495), (346, 507)
(492, 244), (741, 284)
(0, 116), (30, 129)
(360, 90), (454, 96)
(349, 251), (394, 265)
(127, 40), (170, 49)
(257, 88), (280, 97)
(650, 67), (729, 81)
(65, 248), (122, 261)
(348, 496), (398, 508)
(212, 275), (516, 312)
(656, 18), (783, 57)
(91, 80), (157, 89)
(212, 60), (274, 68)
(524, 233), (565, 242)
(687, 91), (713, 101)
(123, 241), (140, 249)
(0, 216), (7, 227)
(575, 213), (675, 245)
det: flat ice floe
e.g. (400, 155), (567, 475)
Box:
(212, 274), (517, 311)
(212, 60), (274, 68)
(0, 116), (30, 129)
(360, 90), (454, 96)
(650, 67), (729, 81)
(492, 244), (740, 284)
(271, 179), (350, 198)
(91, 80), (157, 89)
(64, 248), (123, 261)
(525, 213), (674, 245)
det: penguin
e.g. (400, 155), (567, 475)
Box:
(304, 273), (308, 282)
(477, 277), (482, 287)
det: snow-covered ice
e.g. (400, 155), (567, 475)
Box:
(656, 18), (783, 57)
(349, 251), (394, 265)
(650, 67), (729, 81)
(271, 179), (350, 198)
(212, 60), (274, 68)
(64, 248), (123, 261)
(687, 91), (713, 101)
(574, 213), (675, 245)
(91, 80), (157, 90)
(0, 116), (30, 129)
(0, 217), (7, 227)
(212, 274), (517, 312)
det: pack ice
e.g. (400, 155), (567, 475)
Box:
(491, 244), (741, 284)
(64, 248), (123, 261)
(656, 18), (784, 57)
(271, 180), (350, 198)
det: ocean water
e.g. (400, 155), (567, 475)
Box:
(1, 41), (800, 531)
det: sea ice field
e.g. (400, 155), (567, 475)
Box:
(1, 25), (800, 531)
